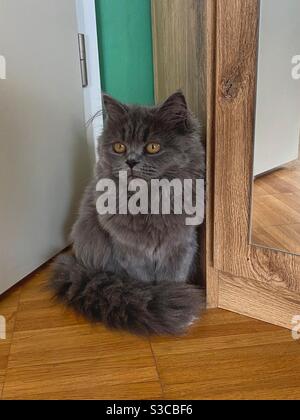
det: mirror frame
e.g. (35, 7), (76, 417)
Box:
(211, 0), (300, 328)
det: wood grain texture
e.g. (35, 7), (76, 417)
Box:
(219, 273), (300, 330)
(214, 0), (260, 275)
(1, 267), (300, 400)
(213, 0), (300, 326)
(205, 0), (219, 308)
(152, 0), (205, 118)
(0, 268), (162, 400)
(252, 163), (300, 255)
(152, 0), (216, 295)
(151, 307), (300, 401)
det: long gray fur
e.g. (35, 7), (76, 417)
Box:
(50, 91), (206, 336)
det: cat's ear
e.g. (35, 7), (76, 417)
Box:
(102, 94), (129, 121)
(157, 91), (189, 130)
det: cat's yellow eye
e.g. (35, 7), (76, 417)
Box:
(146, 143), (161, 155)
(113, 143), (126, 154)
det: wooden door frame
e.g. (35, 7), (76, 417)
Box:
(205, 0), (218, 307)
(207, 0), (300, 329)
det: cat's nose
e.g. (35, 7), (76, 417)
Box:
(126, 159), (139, 169)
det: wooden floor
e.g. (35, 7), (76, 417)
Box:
(252, 161), (300, 255)
(0, 264), (300, 400)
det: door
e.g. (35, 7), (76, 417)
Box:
(0, 0), (95, 294)
(208, 0), (300, 329)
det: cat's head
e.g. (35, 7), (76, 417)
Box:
(97, 91), (205, 181)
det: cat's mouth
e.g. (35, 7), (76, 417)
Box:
(128, 170), (147, 181)
(128, 175), (147, 181)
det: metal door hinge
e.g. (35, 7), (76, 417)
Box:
(78, 33), (88, 88)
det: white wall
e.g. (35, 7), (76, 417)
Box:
(254, 0), (300, 176)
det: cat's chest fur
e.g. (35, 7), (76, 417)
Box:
(102, 213), (189, 252)
(100, 213), (196, 282)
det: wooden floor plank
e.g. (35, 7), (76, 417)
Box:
(164, 382), (300, 400)
(252, 224), (300, 254)
(7, 325), (152, 369)
(14, 270), (87, 333)
(0, 287), (21, 312)
(2, 271), (161, 400)
(252, 163), (300, 255)
(252, 195), (300, 227)
(151, 310), (300, 400)
(1, 267), (300, 400)
(3, 364), (162, 400)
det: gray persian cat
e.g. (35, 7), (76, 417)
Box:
(51, 91), (206, 335)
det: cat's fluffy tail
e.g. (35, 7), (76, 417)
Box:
(50, 254), (205, 336)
